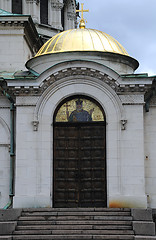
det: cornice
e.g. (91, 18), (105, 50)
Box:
(0, 15), (43, 53)
(6, 67), (152, 96)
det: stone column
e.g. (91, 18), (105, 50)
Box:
(66, 12), (76, 29)
(50, 0), (64, 30)
(0, 0), (11, 12)
(24, 0), (40, 24)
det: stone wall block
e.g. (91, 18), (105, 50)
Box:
(134, 236), (156, 240)
(133, 221), (155, 236)
(132, 209), (153, 221)
(0, 209), (22, 221)
(0, 222), (17, 235)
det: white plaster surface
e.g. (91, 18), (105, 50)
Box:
(0, 28), (32, 72)
(0, 99), (10, 208)
(144, 107), (156, 208)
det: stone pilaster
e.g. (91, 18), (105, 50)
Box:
(0, 0), (11, 12)
(49, 0), (64, 30)
(25, 0), (40, 23)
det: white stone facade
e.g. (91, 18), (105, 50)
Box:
(0, 98), (10, 207)
(145, 101), (156, 207)
(0, 0), (77, 40)
(0, 1), (156, 210)
(1, 59), (155, 209)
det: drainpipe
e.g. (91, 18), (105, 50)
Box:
(0, 80), (15, 209)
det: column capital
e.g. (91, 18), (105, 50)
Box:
(51, 1), (64, 10)
(67, 12), (76, 20)
(26, 0), (40, 4)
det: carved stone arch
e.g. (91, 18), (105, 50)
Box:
(33, 73), (124, 206)
(33, 74), (125, 125)
(33, 60), (121, 89)
(0, 117), (10, 144)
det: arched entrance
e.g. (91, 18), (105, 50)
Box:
(53, 96), (107, 207)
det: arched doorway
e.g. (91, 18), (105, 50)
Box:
(53, 96), (107, 207)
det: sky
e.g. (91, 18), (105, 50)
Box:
(77, 0), (156, 76)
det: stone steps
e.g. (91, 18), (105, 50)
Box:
(12, 208), (134, 240)
(18, 216), (133, 221)
(22, 208), (131, 212)
(13, 229), (134, 235)
(21, 211), (131, 216)
(13, 235), (134, 240)
(16, 225), (132, 230)
(17, 220), (132, 226)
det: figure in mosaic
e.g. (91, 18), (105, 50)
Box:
(68, 99), (93, 122)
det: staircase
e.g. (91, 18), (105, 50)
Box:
(12, 208), (134, 240)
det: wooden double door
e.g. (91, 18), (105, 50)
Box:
(53, 122), (107, 207)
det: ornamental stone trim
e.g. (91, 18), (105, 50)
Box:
(67, 12), (76, 20)
(26, 0), (39, 4)
(32, 120), (39, 131)
(121, 120), (127, 130)
(7, 67), (151, 96)
(33, 77), (124, 126)
(119, 95), (144, 104)
(51, 1), (64, 10)
(149, 96), (156, 106)
(0, 21), (25, 26)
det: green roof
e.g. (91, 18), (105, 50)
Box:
(0, 8), (20, 16)
(0, 71), (38, 80)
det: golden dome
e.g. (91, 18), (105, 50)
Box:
(35, 28), (129, 57)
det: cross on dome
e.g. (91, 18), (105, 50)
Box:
(76, 3), (89, 29)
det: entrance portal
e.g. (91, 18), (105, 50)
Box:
(53, 97), (107, 207)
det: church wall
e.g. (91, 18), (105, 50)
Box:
(0, 97), (10, 208)
(13, 78), (123, 208)
(112, 104), (147, 208)
(144, 106), (156, 208)
(0, 27), (32, 72)
(13, 96), (51, 208)
(13, 68), (147, 208)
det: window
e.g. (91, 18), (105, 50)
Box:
(40, 0), (48, 25)
(12, 0), (22, 14)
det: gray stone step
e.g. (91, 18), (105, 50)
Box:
(22, 208), (131, 212)
(18, 216), (132, 221)
(12, 235), (134, 240)
(21, 211), (131, 216)
(13, 208), (135, 240)
(13, 229), (134, 235)
(134, 237), (156, 240)
(0, 237), (12, 240)
(17, 220), (132, 226)
(16, 225), (132, 230)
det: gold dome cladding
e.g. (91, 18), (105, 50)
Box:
(35, 28), (129, 57)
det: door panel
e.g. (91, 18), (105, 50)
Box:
(53, 123), (106, 207)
